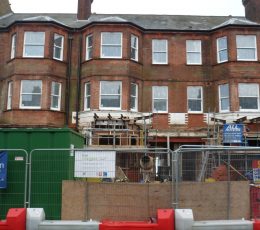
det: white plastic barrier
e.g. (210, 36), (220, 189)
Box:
(26, 208), (45, 230)
(192, 220), (253, 230)
(38, 220), (100, 230)
(175, 209), (194, 230)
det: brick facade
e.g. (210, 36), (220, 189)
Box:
(1, 0), (260, 146)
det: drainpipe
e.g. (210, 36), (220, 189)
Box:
(65, 34), (73, 126)
(76, 34), (83, 131)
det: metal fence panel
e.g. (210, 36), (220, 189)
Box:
(0, 149), (28, 219)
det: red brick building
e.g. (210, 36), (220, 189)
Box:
(1, 0), (260, 148)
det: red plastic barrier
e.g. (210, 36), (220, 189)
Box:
(100, 209), (174, 230)
(0, 208), (26, 230)
(254, 220), (260, 230)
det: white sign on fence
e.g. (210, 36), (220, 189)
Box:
(74, 151), (116, 178)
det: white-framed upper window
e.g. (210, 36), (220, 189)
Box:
(187, 86), (203, 113)
(236, 35), (257, 61)
(7, 81), (13, 110)
(11, 33), (17, 59)
(217, 36), (228, 63)
(186, 40), (202, 65)
(20, 80), (42, 109)
(101, 32), (122, 58)
(239, 83), (259, 111)
(100, 81), (122, 110)
(86, 34), (93, 60)
(152, 39), (168, 64)
(131, 34), (138, 61)
(51, 82), (61, 111)
(53, 33), (64, 61)
(84, 82), (91, 111)
(23, 32), (45, 58)
(152, 86), (168, 113)
(130, 83), (138, 111)
(219, 84), (230, 112)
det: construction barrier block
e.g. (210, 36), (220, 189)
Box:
(0, 221), (9, 230)
(254, 220), (260, 230)
(100, 209), (174, 230)
(6, 208), (26, 230)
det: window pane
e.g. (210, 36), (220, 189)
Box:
(187, 53), (201, 64)
(52, 82), (60, 95)
(24, 46), (44, 57)
(54, 35), (63, 47)
(154, 99), (167, 112)
(102, 46), (121, 57)
(237, 35), (255, 47)
(131, 84), (136, 96)
(188, 100), (201, 112)
(51, 96), (59, 109)
(101, 95), (120, 108)
(22, 80), (41, 93)
(219, 50), (228, 62)
(188, 87), (201, 99)
(153, 53), (167, 63)
(153, 40), (167, 52)
(25, 32), (45, 44)
(186, 40), (200, 52)
(101, 82), (121, 94)
(22, 94), (41, 107)
(221, 98), (229, 111)
(87, 35), (93, 47)
(102, 33), (121, 45)
(239, 84), (258, 96)
(54, 47), (61, 59)
(237, 49), (256, 60)
(220, 84), (229, 97)
(239, 98), (258, 110)
(154, 87), (167, 98)
(218, 37), (227, 50)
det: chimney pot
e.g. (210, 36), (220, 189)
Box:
(77, 0), (93, 20)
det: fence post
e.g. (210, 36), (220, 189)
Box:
(172, 148), (179, 209)
(227, 150), (231, 220)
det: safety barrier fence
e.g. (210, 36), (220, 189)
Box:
(1, 146), (260, 220)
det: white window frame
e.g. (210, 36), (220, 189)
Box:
(236, 35), (257, 61)
(20, 80), (42, 109)
(217, 36), (228, 63)
(187, 86), (203, 113)
(23, 32), (45, 58)
(130, 83), (138, 111)
(238, 83), (259, 111)
(186, 40), (202, 65)
(11, 33), (17, 59)
(53, 33), (64, 61)
(86, 34), (93, 61)
(152, 39), (168, 64)
(101, 32), (122, 59)
(84, 82), (91, 111)
(152, 86), (168, 113)
(7, 81), (13, 110)
(50, 82), (61, 111)
(99, 81), (122, 110)
(131, 34), (138, 61)
(219, 84), (230, 112)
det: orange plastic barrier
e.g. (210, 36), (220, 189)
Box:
(100, 209), (174, 230)
(0, 208), (26, 230)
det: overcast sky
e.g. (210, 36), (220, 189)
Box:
(9, 0), (245, 16)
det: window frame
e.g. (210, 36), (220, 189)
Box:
(238, 83), (259, 111)
(84, 82), (91, 111)
(86, 34), (93, 61)
(20, 80), (42, 109)
(53, 33), (64, 61)
(100, 32), (122, 59)
(130, 83), (138, 111)
(130, 34), (139, 61)
(187, 86), (203, 113)
(50, 82), (61, 111)
(236, 35), (257, 61)
(152, 86), (168, 113)
(186, 40), (202, 65)
(7, 81), (13, 110)
(23, 32), (45, 58)
(219, 84), (230, 112)
(152, 39), (168, 65)
(99, 81), (122, 110)
(217, 36), (228, 63)
(10, 33), (17, 59)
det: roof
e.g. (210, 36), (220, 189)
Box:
(0, 12), (259, 31)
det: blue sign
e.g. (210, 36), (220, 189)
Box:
(0, 152), (8, 189)
(223, 124), (244, 144)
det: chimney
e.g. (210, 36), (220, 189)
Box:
(0, 0), (13, 16)
(243, 0), (260, 23)
(77, 0), (93, 20)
